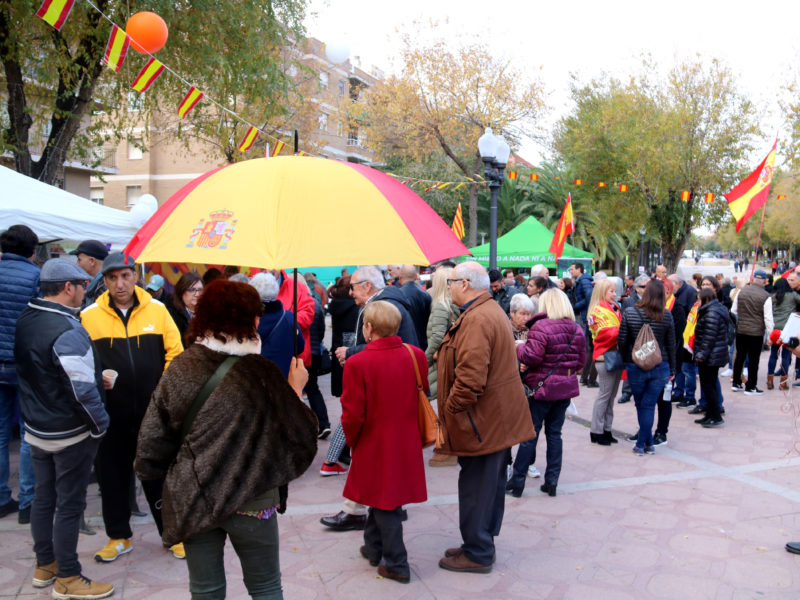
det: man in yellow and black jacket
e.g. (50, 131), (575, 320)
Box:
(80, 252), (183, 563)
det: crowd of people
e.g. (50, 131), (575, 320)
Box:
(3, 222), (800, 596)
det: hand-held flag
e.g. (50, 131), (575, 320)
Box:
(724, 139), (778, 232)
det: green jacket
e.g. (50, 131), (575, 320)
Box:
(425, 301), (460, 399)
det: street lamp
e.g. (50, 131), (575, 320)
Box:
(478, 127), (510, 270)
(639, 225), (647, 273)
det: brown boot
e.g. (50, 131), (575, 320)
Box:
(767, 374), (774, 390)
(780, 376), (789, 390)
(32, 560), (57, 588)
(52, 574), (114, 600)
(439, 551), (492, 573)
(428, 452), (458, 467)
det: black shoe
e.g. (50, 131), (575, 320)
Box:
(590, 432), (611, 446)
(786, 542), (800, 555)
(360, 545), (380, 566)
(687, 405), (705, 415)
(677, 398), (696, 408)
(653, 433), (668, 446)
(0, 498), (18, 518)
(701, 418), (724, 428)
(317, 427), (331, 440)
(540, 482), (557, 497)
(694, 416), (712, 425)
(18, 505), (31, 524)
(400, 508), (408, 522)
(505, 484), (523, 498)
(731, 383), (743, 392)
(670, 395), (684, 404)
(603, 431), (618, 444)
(320, 511), (366, 531)
(720, 407), (725, 415)
(585, 382), (599, 388)
(626, 432), (638, 442)
(744, 388), (765, 396)
(617, 395), (631, 404)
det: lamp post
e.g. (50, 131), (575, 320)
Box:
(478, 127), (511, 271)
(638, 225), (647, 273)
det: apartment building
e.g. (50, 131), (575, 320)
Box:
(91, 36), (383, 211)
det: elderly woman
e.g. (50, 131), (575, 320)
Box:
(509, 293), (534, 341)
(135, 280), (318, 599)
(341, 301), (427, 584)
(587, 279), (622, 446)
(507, 289), (585, 498)
(167, 272), (203, 342)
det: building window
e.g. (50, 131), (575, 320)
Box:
(337, 121), (343, 137)
(126, 185), (142, 207)
(128, 138), (143, 160)
(319, 113), (328, 132)
(90, 187), (104, 205)
(319, 71), (328, 89)
(338, 80), (346, 96)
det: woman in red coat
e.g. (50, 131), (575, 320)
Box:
(341, 300), (428, 584)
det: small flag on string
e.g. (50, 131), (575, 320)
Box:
(777, 194), (786, 200)
(530, 174), (539, 181)
(454, 182), (467, 190)
(705, 192), (715, 203)
(36, 0), (75, 30)
(424, 185), (436, 193)
(295, 150), (306, 156)
(574, 179), (583, 185)
(554, 176), (561, 180)
(619, 184), (628, 192)
(270, 140), (285, 157)
(177, 86), (203, 119)
(238, 126), (259, 152)
(451, 202), (465, 239)
(680, 190), (690, 202)
(103, 25), (130, 73)
(597, 182), (607, 188)
(508, 171), (518, 180)
(437, 182), (453, 190)
(131, 58), (164, 93)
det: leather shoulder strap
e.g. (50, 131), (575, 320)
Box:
(403, 343), (423, 389)
(180, 355), (240, 444)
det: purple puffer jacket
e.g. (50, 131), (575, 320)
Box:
(516, 314), (586, 401)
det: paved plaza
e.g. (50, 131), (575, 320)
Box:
(2, 261), (800, 599)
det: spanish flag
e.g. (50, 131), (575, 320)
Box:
(619, 184), (628, 192)
(177, 87), (203, 119)
(508, 171), (518, 180)
(270, 140), (285, 157)
(36, 0), (75, 30)
(724, 139), (777, 232)
(238, 126), (259, 152)
(548, 194), (575, 260)
(777, 194), (786, 200)
(103, 25), (130, 73)
(131, 58), (164, 93)
(598, 182), (607, 188)
(705, 192), (715, 203)
(530, 174), (539, 181)
(451, 202), (465, 240)
(680, 190), (690, 202)
(574, 179), (583, 185)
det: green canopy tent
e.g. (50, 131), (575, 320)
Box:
(467, 216), (593, 269)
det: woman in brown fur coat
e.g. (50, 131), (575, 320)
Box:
(135, 280), (318, 599)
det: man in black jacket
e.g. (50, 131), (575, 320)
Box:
(489, 269), (520, 315)
(398, 265), (431, 351)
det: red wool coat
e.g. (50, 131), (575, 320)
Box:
(275, 271), (315, 365)
(341, 336), (428, 510)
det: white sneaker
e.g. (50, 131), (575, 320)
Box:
(721, 368), (732, 377)
(527, 466), (541, 478)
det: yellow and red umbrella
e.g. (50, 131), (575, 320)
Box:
(125, 157), (469, 268)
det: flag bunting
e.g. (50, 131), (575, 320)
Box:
(238, 126), (259, 152)
(131, 58), (164, 93)
(508, 171), (518, 180)
(705, 192), (714, 203)
(680, 190), (690, 202)
(103, 25), (130, 73)
(177, 86), (203, 119)
(270, 140), (285, 157)
(36, 0), (75, 30)
(574, 179), (583, 185)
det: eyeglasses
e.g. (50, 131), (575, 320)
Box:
(348, 281), (368, 291)
(446, 278), (466, 285)
(71, 280), (88, 289)
(187, 286), (203, 294)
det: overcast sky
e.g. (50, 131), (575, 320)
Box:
(305, 0), (800, 164)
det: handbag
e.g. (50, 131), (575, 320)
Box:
(404, 343), (444, 449)
(318, 342), (333, 375)
(632, 313), (662, 371)
(603, 350), (624, 372)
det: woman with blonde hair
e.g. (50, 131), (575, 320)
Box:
(425, 266), (460, 466)
(587, 279), (623, 446)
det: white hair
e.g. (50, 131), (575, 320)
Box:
(510, 293), (534, 313)
(531, 264), (549, 278)
(228, 273), (250, 283)
(249, 272), (279, 302)
(283, 271), (309, 289)
(594, 271), (608, 281)
(354, 266), (386, 290)
(454, 261), (490, 290)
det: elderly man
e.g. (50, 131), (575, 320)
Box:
(321, 266), (419, 529)
(530, 264), (557, 289)
(655, 264), (668, 279)
(397, 265), (431, 351)
(436, 262), (534, 573)
(81, 253), (183, 562)
(69, 240), (108, 307)
(731, 270), (773, 395)
(788, 271), (800, 293)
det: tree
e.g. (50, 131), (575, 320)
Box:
(0, 0), (307, 184)
(359, 28), (547, 246)
(554, 57), (761, 271)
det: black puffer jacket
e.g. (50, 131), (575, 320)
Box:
(618, 307), (676, 375)
(693, 299), (731, 367)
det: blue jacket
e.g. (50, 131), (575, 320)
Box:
(573, 273), (593, 323)
(257, 300), (305, 378)
(0, 253), (40, 364)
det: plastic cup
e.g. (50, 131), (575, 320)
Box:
(102, 369), (118, 388)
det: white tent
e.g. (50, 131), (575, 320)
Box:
(0, 165), (138, 248)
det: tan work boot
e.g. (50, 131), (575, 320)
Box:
(32, 560), (57, 587)
(767, 374), (774, 390)
(52, 573), (114, 599)
(780, 375), (789, 390)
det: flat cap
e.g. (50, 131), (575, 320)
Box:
(69, 240), (109, 261)
(101, 252), (136, 275)
(40, 258), (91, 282)
(753, 269), (768, 280)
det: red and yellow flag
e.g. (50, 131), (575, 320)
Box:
(724, 139), (778, 232)
(238, 126), (259, 152)
(598, 182), (607, 188)
(451, 202), (465, 240)
(530, 174), (539, 181)
(619, 184), (628, 192)
(270, 140), (285, 157)
(705, 192), (715, 203)
(508, 171), (518, 180)
(574, 179), (583, 185)
(680, 190), (690, 202)
(177, 87), (203, 119)
(103, 25), (130, 73)
(777, 194), (786, 200)
(131, 58), (164, 93)
(548, 193), (575, 260)
(36, 0), (75, 30)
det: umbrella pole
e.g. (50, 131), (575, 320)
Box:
(293, 268), (299, 359)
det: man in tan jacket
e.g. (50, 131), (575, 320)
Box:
(436, 261), (535, 573)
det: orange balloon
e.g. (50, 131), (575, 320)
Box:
(125, 12), (168, 54)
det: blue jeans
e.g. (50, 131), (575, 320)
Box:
(679, 361), (697, 401)
(508, 399), (569, 492)
(626, 362), (670, 449)
(768, 345), (793, 377)
(0, 363), (34, 509)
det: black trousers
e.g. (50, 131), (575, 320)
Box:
(457, 448), (510, 566)
(580, 322), (597, 384)
(698, 364), (722, 420)
(95, 422), (163, 540)
(733, 333), (763, 391)
(363, 507), (408, 575)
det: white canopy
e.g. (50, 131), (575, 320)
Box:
(0, 165), (137, 248)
